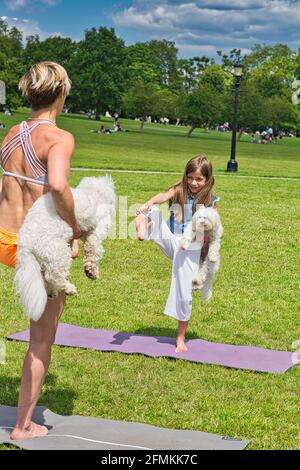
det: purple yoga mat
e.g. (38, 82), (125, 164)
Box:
(7, 323), (300, 373)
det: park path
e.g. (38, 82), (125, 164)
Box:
(71, 167), (300, 182)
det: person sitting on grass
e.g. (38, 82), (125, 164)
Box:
(90, 125), (111, 134)
(98, 125), (111, 134)
(113, 122), (128, 132)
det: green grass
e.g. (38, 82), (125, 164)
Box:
(0, 111), (300, 450)
(1, 109), (300, 177)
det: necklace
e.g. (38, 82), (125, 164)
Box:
(27, 117), (56, 125)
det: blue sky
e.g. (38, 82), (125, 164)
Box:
(1, 0), (300, 58)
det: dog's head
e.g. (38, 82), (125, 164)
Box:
(193, 205), (220, 233)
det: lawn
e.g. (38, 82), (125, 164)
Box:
(1, 109), (300, 178)
(0, 111), (300, 450)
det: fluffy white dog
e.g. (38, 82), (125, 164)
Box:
(15, 176), (116, 322)
(180, 205), (223, 302)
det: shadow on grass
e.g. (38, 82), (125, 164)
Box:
(133, 326), (200, 340)
(0, 374), (78, 451)
(0, 373), (78, 417)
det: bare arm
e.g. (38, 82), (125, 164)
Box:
(47, 132), (81, 239)
(146, 188), (175, 206)
(136, 188), (176, 215)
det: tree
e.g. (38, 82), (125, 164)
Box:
(125, 40), (181, 91)
(126, 43), (160, 85)
(295, 49), (300, 79)
(67, 27), (128, 115)
(154, 88), (177, 122)
(216, 48), (242, 70)
(0, 19), (23, 59)
(0, 19), (25, 108)
(178, 64), (229, 136)
(247, 47), (296, 99)
(179, 84), (225, 136)
(235, 83), (267, 132)
(178, 56), (212, 92)
(122, 81), (174, 128)
(23, 35), (77, 68)
(264, 96), (298, 137)
(148, 40), (179, 90)
(0, 57), (26, 109)
(199, 64), (232, 93)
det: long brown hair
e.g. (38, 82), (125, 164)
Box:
(169, 156), (214, 221)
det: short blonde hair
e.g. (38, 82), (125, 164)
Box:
(19, 61), (71, 110)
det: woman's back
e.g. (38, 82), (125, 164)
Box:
(0, 120), (62, 232)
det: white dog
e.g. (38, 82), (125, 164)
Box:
(180, 205), (223, 302)
(14, 176), (116, 322)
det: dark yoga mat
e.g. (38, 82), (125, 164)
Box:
(7, 323), (300, 373)
(0, 405), (249, 450)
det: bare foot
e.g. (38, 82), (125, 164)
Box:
(71, 239), (79, 258)
(175, 338), (188, 353)
(10, 422), (49, 440)
(135, 212), (148, 241)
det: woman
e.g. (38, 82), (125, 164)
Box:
(0, 61), (81, 439)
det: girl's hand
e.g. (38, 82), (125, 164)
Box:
(135, 204), (152, 216)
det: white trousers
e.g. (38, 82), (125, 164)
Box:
(146, 206), (202, 322)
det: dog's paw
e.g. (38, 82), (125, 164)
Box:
(201, 289), (212, 303)
(65, 283), (77, 296)
(84, 264), (99, 280)
(208, 255), (217, 263)
(192, 282), (201, 291)
(192, 274), (204, 290)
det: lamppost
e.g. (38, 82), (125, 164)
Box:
(0, 80), (6, 107)
(227, 59), (243, 172)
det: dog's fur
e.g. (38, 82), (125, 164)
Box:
(14, 176), (116, 321)
(181, 205), (223, 302)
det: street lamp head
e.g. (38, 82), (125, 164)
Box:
(233, 60), (243, 77)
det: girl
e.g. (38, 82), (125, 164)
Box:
(0, 62), (81, 439)
(135, 156), (218, 353)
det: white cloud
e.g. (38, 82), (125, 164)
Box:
(5, 0), (59, 11)
(113, 0), (300, 57)
(1, 15), (61, 40)
(5, 0), (27, 10)
(42, 0), (60, 5)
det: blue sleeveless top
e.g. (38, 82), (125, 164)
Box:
(167, 194), (219, 235)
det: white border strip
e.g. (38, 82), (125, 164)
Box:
(44, 434), (152, 449)
(71, 167), (300, 181)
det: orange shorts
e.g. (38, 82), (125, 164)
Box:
(0, 226), (18, 269)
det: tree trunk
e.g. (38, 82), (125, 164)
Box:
(186, 125), (196, 136)
(140, 119), (144, 129)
